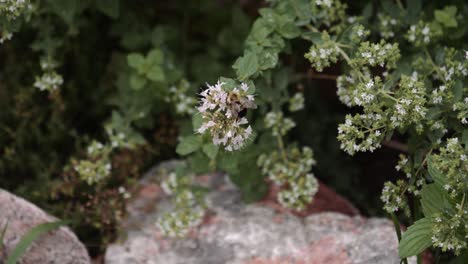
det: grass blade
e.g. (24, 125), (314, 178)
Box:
(6, 220), (68, 264)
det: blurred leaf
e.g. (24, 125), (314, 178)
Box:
(176, 136), (203, 156)
(434, 6), (458, 28)
(202, 143), (218, 160)
(146, 66), (165, 82)
(96, 0), (120, 18)
(129, 74), (147, 90)
(127, 53), (145, 69)
(147, 49), (164, 65)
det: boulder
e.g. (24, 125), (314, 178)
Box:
(105, 161), (413, 264)
(0, 189), (91, 264)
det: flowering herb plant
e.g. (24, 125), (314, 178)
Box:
(1, 0), (467, 262)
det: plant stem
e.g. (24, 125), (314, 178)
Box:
(336, 46), (352, 65)
(396, 0), (405, 10)
(390, 213), (408, 264)
(423, 48), (443, 78)
(276, 134), (288, 163)
(305, 24), (319, 32)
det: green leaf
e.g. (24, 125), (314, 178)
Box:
(452, 80), (463, 101)
(301, 32), (322, 44)
(146, 66), (165, 82)
(219, 77), (237, 91)
(399, 218), (433, 258)
(129, 74), (147, 90)
(434, 6), (458, 28)
(421, 183), (445, 217)
(96, 0), (120, 18)
(127, 53), (145, 69)
(427, 156), (447, 186)
(147, 49), (164, 65)
(463, 130), (468, 151)
(277, 22), (301, 39)
(47, 0), (87, 25)
(258, 50), (278, 71)
(233, 52), (259, 80)
(202, 143), (218, 160)
(192, 114), (204, 131)
(7, 221), (68, 264)
(176, 136), (202, 155)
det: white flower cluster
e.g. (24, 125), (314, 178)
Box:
(377, 13), (398, 39)
(118, 186), (131, 199)
(452, 97), (468, 125)
(305, 44), (339, 72)
(431, 212), (467, 255)
(258, 146), (318, 210)
(74, 140), (112, 185)
(33, 72), (63, 92)
(197, 81), (256, 151)
(156, 171), (205, 238)
(354, 41), (400, 68)
(431, 138), (467, 199)
(157, 206), (204, 237)
(34, 57), (63, 92)
(0, 32), (12, 44)
(337, 113), (385, 155)
(315, 0), (333, 8)
(165, 80), (197, 115)
(289, 92), (305, 112)
(264, 111), (296, 136)
(349, 24), (370, 43)
(389, 75), (427, 129)
(0, 0), (28, 20)
(439, 62), (467, 84)
(336, 70), (371, 107)
(381, 180), (409, 215)
(160, 172), (179, 195)
(406, 21), (439, 47)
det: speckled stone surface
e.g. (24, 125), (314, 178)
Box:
(0, 189), (91, 264)
(105, 161), (411, 264)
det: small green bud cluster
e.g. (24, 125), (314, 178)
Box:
(431, 138), (467, 198)
(453, 97), (468, 125)
(304, 32), (339, 72)
(349, 24), (370, 43)
(258, 146), (318, 210)
(74, 141), (112, 185)
(311, 0), (348, 33)
(381, 180), (410, 215)
(264, 111), (296, 136)
(34, 57), (63, 92)
(156, 171), (205, 237)
(0, 0), (29, 20)
(288, 92), (305, 112)
(431, 211), (467, 255)
(165, 79), (197, 115)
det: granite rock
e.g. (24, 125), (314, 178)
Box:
(0, 189), (91, 264)
(105, 161), (412, 264)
